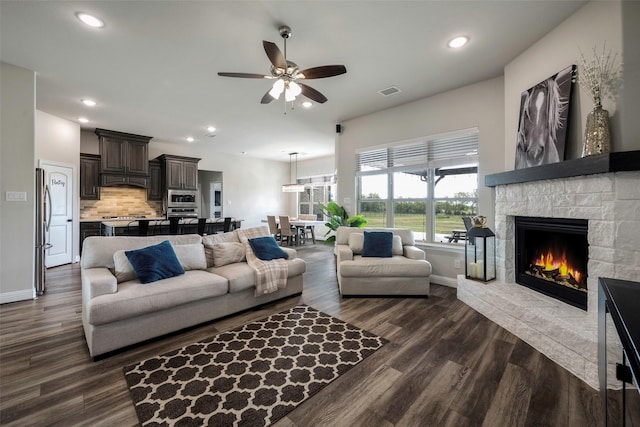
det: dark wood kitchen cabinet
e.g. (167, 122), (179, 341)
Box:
(95, 129), (152, 184)
(79, 221), (102, 254)
(157, 154), (200, 190)
(80, 153), (100, 200)
(147, 159), (163, 201)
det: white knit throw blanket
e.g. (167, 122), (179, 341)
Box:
(236, 227), (289, 296)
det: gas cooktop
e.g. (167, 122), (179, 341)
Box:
(102, 215), (147, 220)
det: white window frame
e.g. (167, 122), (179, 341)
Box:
(356, 128), (479, 243)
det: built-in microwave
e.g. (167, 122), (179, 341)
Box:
(167, 189), (198, 207)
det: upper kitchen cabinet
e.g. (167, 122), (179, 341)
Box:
(95, 128), (152, 188)
(147, 159), (163, 201)
(157, 154), (200, 190)
(80, 153), (100, 200)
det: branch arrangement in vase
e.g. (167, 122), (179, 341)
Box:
(578, 43), (622, 107)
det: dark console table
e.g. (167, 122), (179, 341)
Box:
(598, 277), (640, 426)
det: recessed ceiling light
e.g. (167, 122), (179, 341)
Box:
(302, 101), (312, 108)
(207, 126), (216, 133)
(76, 12), (104, 28)
(448, 36), (469, 49)
(78, 117), (89, 123)
(186, 137), (195, 142)
(81, 99), (96, 107)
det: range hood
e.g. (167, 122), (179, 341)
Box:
(95, 128), (152, 189)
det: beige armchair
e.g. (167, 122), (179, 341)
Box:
(335, 227), (432, 296)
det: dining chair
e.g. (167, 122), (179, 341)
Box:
(279, 216), (298, 246)
(267, 215), (281, 241)
(462, 215), (474, 245)
(298, 214), (315, 243)
(223, 217), (233, 232)
(127, 219), (151, 236)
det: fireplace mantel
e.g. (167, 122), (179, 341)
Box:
(485, 150), (640, 187)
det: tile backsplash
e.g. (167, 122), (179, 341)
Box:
(80, 187), (162, 219)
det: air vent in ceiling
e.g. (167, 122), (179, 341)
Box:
(378, 86), (401, 96)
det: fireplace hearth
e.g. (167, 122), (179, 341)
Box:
(515, 216), (588, 310)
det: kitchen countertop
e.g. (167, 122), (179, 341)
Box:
(101, 218), (242, 228)
(80, 217), (166, 223)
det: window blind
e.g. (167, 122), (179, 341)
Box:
(356, 130), (478, 175)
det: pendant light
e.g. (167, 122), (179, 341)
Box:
(282, 152), (304, 192)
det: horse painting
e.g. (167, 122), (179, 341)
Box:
(515, 65), (574, 169)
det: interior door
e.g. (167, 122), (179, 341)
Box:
(42, 162), (74, 267)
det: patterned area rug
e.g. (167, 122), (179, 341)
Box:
(123, 305), (386, 426)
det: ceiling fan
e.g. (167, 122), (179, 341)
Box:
(218, 25), (347, 105)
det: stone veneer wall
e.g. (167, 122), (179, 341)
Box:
(80, 187), (162, 219)
(458, 171), (640, 389)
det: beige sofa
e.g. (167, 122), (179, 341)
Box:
(335, 227), (432, 296)
(81, 226), (305, 357)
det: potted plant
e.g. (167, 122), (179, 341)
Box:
(319, 201), (367, 244)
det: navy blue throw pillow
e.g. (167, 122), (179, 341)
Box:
(248, 236), (289, 261)
(362, 231), (394, 258)
(125, 240), (185, 284)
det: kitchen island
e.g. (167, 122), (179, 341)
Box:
(102, 218), (242, 236)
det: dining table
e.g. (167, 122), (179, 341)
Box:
(262, 218), (325, 244)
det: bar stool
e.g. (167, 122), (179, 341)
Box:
(197, 218), (208, 235)
(169, 217), (180, 235)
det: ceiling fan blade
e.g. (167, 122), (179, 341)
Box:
(218, 72), (271, 79)
(298, 65), (347, 79)
(263, 41), (287, 70)
(260, 89), (276, 104)
(299, 83), (328, 103)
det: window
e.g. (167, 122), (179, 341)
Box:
(298, 175), (335, 219)
(356, 130), (478, 244)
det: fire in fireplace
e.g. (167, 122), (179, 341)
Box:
(515, 216), (588, 310)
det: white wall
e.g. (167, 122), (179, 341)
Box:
(0, 63), (36, 303)
(620, 1), (640, 149)
(504, 1), (630, 168)
(35, 111), (81, 260)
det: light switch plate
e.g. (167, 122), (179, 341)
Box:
(6, 191), (27, 201)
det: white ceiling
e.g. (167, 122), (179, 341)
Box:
(0, 1), (586, 162)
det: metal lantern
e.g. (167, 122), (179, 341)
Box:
(465, 223), (496, 283)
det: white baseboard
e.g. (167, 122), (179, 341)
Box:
(430, 274), (458, 288)
(0, 288), (35, 304)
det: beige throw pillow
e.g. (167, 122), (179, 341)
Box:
(210, 242), (246, 267)
(392, 235), (403, 255)
(113, 250), (136, 283)
(173, 244), (207, 271)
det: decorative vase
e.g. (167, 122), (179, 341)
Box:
(582, 99), (611, 157)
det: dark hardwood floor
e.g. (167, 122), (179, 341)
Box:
(0, 243), (605, 426)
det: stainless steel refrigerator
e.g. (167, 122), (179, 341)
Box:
(35, 168), (52, 296)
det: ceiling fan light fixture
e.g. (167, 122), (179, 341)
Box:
(269, 79), (285, 99)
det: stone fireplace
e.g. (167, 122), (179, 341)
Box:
(457, 152), (640, 389)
